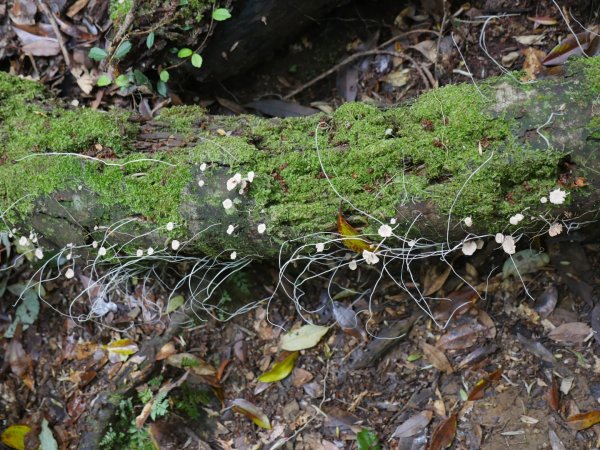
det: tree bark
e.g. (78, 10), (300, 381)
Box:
(0, 58), (598, 260)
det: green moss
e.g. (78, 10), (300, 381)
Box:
(109, 0), (133, 24)
(0, 72), (186, 224)
(571, 56), (600, 95)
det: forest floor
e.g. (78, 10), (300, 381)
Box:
(1, 0), (600, 449)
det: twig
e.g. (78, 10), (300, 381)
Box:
(284, 29), (440, 99)
(35, 0), (71, 68)
(100, 0), (137, 72)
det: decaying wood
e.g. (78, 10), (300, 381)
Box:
(0, 59), (599, 260)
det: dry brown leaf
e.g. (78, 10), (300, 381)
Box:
(422, 342), (453, 374)
(166, 353), (216, 377)
(514, 35), (546, 45)
(548, 322), (591, 344)
(392, 410), (433, 438)
(544, 376), (560, 412)
(422, 261), (452, 296)
(566, 410), (600, 431)
(437, 322), (485, 350)
(428, 414), (457, 450)
(67, 0), (90, 17)
(521, 47), (546, 81)
(155, 342), (176, 361)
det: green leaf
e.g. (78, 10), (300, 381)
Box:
(114, 40), (132, 59)
(39, 419), (58, 450)
(212, 8), (231, 21)
(177, 48), (193, 58)
(191, 53), (203, 68)
(150, 392), (169, 420)
(165, 294), (184, 314)
(5, 284), (41, 338)
(156, 81), (167, 96)
(258, 351), (298, 383)
(89, 47), (108, 61)
(115, 74), (130, 87)
(179, 0), (188, 5)
(280, 324), (329, 351)
(357, 429), (381, 450)
(146, 31), (155, 49)
(133, 69), (150, 86)
(159, 70), (170, 83)
(97, 74), (112, 87)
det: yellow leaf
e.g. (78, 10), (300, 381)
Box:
(258, 351), (298, 383)
(231, 399), (271, 429)
(1, 425), (31, 450)
(102, 338), (139, 356)
(280, 324), (329, 351)
(337, 213), (372, 253)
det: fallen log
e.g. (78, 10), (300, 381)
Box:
(0, 57), (599, 261)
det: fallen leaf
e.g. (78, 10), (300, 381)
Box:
(382, 68), (411, 87)
(437, 323), (485, 350)
(535, 286), (558, 318)
(467, 367), (503, 401)
(543, 31), (600, 66)
(522, 47), (546, 81)
(231, 399), (272, 429)
(560, 376), (574, 395)
(166, 353), (216, 376)
(337, 213), (372, 254)
(155, 342), (176, 361)
(548, 429), (566, 450)
(428, 414), (457, 450)
(520, 415), (539, 425)
(502, 249), (549, 279)
(39, 419), (58, 450)
(422, 261), (452, 296)
(527, 16), (558, 26)
(392, 410), (433, 438)
(165, 295), (185, 314)
(8, 0), (36, 25)
(280, 324), (329, 351)
(333, 301), (366, 341)
(103, 338), (139, 362)
(545, 376), (560, 412)
(566, 410), (600, 430)
(514, 35), (546, 45)
(422, 343), (453, 374)
(13, 26), (60, 56)
(516, 333), (555, 363)
(411, 39), (438, 62)
(258, 351), (298, 383)
(66, 0), (89, 17)
(548, 322), (591, 344)
(1, 425), (30, 450)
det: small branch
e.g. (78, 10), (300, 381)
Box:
(35, 0), (71, 68)
(284, 29), (440, 99)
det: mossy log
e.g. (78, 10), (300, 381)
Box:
(0, 58), (599, 260)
